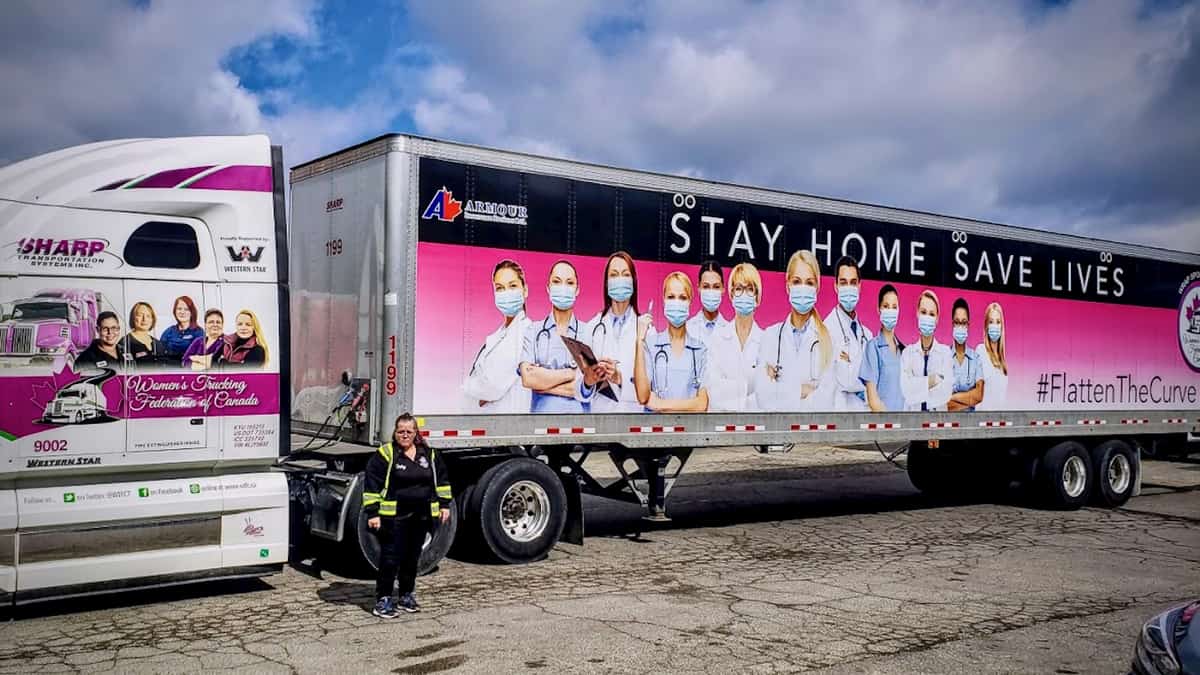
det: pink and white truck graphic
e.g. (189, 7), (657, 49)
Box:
(0, 289), (102, 366)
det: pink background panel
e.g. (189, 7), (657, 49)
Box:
(412, 242), (1197, 414)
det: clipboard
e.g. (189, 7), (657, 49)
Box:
(560, 336), (620, 402)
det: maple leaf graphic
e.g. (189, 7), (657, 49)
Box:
(442, 189), (463, 221)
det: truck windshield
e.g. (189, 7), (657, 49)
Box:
(57, 391), (83, 398)
(12, 302), (69, 321)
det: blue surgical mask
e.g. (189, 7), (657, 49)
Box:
(837, 286), (860, 313)
(548, 284), (576, 311)
(987, 324), (1002, 342)
(700, 289), (722, 313)
(879, 308), (899, 331)
(953, 326), (968, 345)
(664, 299), (690, 327)
(494, 288), (524, 317)
(732, 292), (757, 316)
(607, 277), (633, 302)
(788, 285), (817, 314)
(918, 314), (937, 337)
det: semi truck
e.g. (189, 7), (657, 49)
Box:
(1, 133), (1198, 605)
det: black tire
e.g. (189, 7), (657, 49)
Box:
(469, 457), (566, 564)
(906, 443), (951, 496)
(1089, 440), (1137, 508)
(347, 474), (458, 575)
(1037, 441), (1092, 509)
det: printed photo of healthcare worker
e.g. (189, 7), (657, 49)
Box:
(582, 251), (644, 413)
(686, 261), (729, 347)
(947, 298), (984, 412)
(634, 271), (709, 412)
(860, 284), (905, 412)
(755, 250), (835, 411)
(519, 260), (594, 413)
(704, 262), (764, 412)
(825, 256), (872, 412)
(461, 259), (534, 412)
(976, 301), (1009, 410)
(900, 289), (953, 410)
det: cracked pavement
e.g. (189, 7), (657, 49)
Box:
(1, 447), (1198, 674)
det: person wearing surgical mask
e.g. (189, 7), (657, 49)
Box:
(518, 260), (595, 413)
(634, 272), (709, 412)
(859, 284), (905, 412)
(685, 260), (729, 347)
(755, 250), (835, 412)
(900, 290), (954, 411)
(704, 262), (764, 411)
(975, 302), (1009, 410)
(582, 251), (643, 413)
(824, 256), (873, 412)
(946, 298), (984, 412)
(461, 259), (533, 413)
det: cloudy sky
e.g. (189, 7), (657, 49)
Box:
(2, 0), (1197, 251)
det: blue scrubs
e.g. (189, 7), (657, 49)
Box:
(642, 330), (707, 408)
(951, 348), (982, 412)
(520, 316), (586, 413)
(859, 335), (904, 412)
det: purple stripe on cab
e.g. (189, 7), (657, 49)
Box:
(134, 166), (215, 188)
(185, 165), (273, 192)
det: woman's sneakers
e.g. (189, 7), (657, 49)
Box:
(398, 593), (420, 613)
(372, 596), (399, 618)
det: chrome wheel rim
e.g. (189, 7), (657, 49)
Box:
(499, 480), (550, 543)
(1107, 453), (1131, 495)
(1063, 455), (1087, 498)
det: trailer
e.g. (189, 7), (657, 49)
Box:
(286, 133), (1200, 572)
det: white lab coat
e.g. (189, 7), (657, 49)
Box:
(583, 308), (643, 413)
(975, 342), (1009, 411)
(754, 316), (836, 412)
(900, 339), (954, 411)
(461, 312), (532, 413)
(824, 307), (873, 412)
(686, 312), (729, 348)
(704, 319), (763, 412)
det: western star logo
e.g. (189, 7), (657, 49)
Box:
(226, 245), (265, 262)
(422, 187), (463, 222)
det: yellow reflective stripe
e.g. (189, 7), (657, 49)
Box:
(435, 486), (453, 499)
(429, 501), (440, 517)
(362, 493), (382, 506)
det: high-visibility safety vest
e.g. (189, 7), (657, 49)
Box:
(362, 443), (453, 518)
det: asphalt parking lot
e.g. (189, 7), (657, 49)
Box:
(2, 446), (1198, 674)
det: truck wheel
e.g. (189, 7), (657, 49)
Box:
(1037, 441), (1092, 509)
(346, 475), (457, 575)
(469, 457), (566, 564)
(906, 444), (951, 497)
(1090, 440), (1136, 508)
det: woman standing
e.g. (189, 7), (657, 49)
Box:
(900, 290), (953, 411)
(754, 250), (835, 412)
(584, 251), (643, 413)
(461, 260), (533, 413)
(975, 302), (1009, 410)
(634, 272), (709, 412)
(519, 260), (593, 413)
(182, 309), (225, 370)
(704, 262), (763, 411)
(859, 284), (905, 412)
(160, 296), (204, 359)
(221, 309), (269, 366)
(363, 414), (452, 618)
(124, 302), (163, 363)
(947, 298), (984, 412)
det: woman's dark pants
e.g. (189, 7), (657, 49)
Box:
(375, 513), (428, 599)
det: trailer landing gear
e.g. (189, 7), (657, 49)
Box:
(548, 446), (691, 522)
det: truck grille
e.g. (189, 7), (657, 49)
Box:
(11, 326), (34, 355)
(53, 401), (64, 416)
(0, 326), (7, 351)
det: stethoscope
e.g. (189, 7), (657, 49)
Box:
(834, 309), (869, 351)
(651, 341), (701, 396)
(534, 316), (578, 367)
(590, 308), (635, 356)
(468, 314), (523, 377)
(772, 318), (823, 381)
